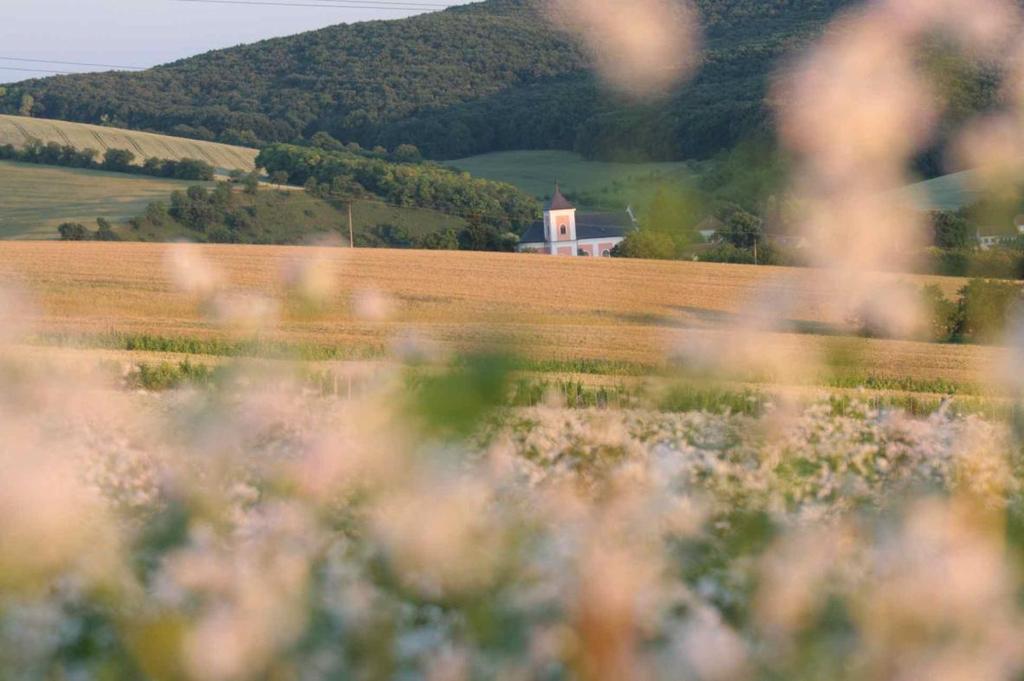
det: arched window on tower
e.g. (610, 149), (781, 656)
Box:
(560, 226), (567, 236)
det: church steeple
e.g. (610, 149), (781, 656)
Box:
(543, 182), (577, 243)
(546, 183), (575, 211)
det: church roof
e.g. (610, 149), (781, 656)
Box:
(545, 184), (575, 211)
(519, 211), (634, 244)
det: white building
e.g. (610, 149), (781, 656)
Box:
(517, 185), (635, 257)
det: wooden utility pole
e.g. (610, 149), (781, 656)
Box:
(347, 201), (354, 249)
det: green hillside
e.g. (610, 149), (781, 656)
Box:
(0, 160), (210, 239)
(128, 187), (466, 246)
(1, 0), (858, 162)
(0, 160), (465, 243)
(446, 150), (690, 200)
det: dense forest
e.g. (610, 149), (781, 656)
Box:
(0, 0), (868, 162)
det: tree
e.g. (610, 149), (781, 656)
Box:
(58, 222), (90, 240)
(720, 207), (763, 249)
(18, 94), (34, 117)
(95, 217), (121, 241)
(169, 186), (221, 231)
(392, 144), (422, 163)
(931, 210), (971, 249)
(419, 228), (460, 250)
(143, 157), (167, 176)
(311, 131), (344, 151)
(612, 229), (676, 260)
(174, 158), (215, 181)
(103, 148), (136, 172)
(458, 219), (513, 251)
(270, 170), (290, 186)
(950, 279), (1023, 343)
(243, 172), (260, 195)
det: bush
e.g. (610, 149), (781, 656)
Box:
(102, 148), (136, 172)
(95, 217), (121, 241)
(57, 222), (90, 241)
(419, 228), (460, 250)
(920, 284), (958, 342)
(612, 229), (677, 260)
(950, 279), (1024, 344)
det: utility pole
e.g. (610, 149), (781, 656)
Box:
(347, 201), (354, 249)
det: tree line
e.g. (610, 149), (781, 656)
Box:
(0, 140), (216, 180)
(257, 144), (539, 231)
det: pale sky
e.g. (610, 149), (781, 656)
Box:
(1, 0), (473, 83)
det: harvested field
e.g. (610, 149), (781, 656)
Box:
(0, 242), (1001, 386)
(0, 161), (209, 239)
(0, 114), (257, 171)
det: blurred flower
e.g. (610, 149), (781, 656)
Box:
(167, 243), (222, 297)
(543, 0), (701, 98)
(352, 287), (396, 322)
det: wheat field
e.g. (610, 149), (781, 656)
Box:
(0, 114), (257, 171)
(0, 241), (1003, 386)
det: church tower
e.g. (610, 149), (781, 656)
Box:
(543, 184), (577, 243)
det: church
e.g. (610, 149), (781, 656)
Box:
(517, 185), (636, 257)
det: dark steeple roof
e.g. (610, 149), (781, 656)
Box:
(545, 183), (575, 211)
(519, 211), (635, 245)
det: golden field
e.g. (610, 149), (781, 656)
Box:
(0, 241), (1005, 388)
(0, 114), (257, 171)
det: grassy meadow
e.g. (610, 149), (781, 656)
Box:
(446, 149), (690, 200)
(0, 114), (257, 171)
(0, 161), (211, 239)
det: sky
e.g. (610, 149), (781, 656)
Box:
(1, 0), (473, 83)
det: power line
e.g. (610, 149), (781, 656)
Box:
(0, 66), (78, 75)
(268, 0), (450, 6)
(0, 56), (144, 71)
(169, 0), (449, 10)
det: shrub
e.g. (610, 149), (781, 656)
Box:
(57, 222), (90, 241)
(950, 279), (1024, 343)
(920, 284), (958, 341)
(612, 229), (677, 260)
(94, 217), (121, 241)
(102, 148), (136, 172)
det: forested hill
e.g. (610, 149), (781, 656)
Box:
(1, 0), (859, 161)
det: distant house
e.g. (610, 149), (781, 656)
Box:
(695, 216), (723, 243)
(977, 222), (1024, 250)
(517, 185), (635, 257)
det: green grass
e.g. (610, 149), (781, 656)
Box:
(0, 161), (210, 239)
(130, 188), (465, 244)
(351, 198), (466, 239)
(446, 150), (690, 202)
(28, 330), (991, 400)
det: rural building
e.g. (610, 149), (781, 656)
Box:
(977, 222), (1024, 250)
(517, 185), (635, 256)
